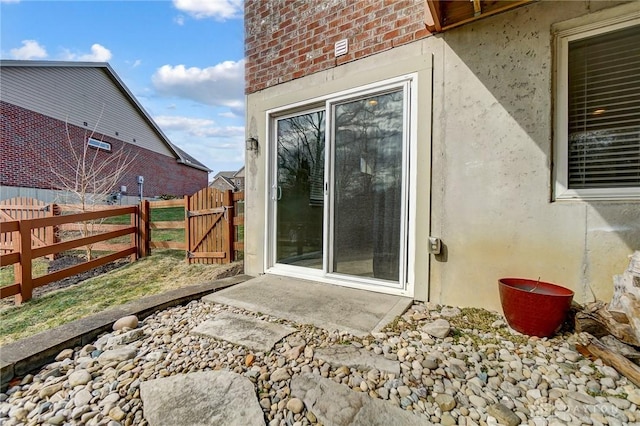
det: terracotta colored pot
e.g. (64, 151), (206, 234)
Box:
(498, 278), (574, 338)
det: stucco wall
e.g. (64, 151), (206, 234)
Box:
(244, 1), (640, 310)
(244, 41), (435, 300)
(429, 1), (639, 311)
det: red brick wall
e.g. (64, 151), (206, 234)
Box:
(1, 101), (208, 198)
(245, 0), (431, 94)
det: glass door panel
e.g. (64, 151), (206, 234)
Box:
(275, 111), (325, 268)
(332, 90), (404, 282)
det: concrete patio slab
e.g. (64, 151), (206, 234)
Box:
(191, 312), (296, 352)
(202, 275), (413, 337)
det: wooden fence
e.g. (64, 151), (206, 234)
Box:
(231, 192), (245, 260)
(0, 206), (138, 305)
(0, 190), (244, 305)
(139, 188), (244, 264)
(0, 198), (59, 260)
(139, 198), (186, 255)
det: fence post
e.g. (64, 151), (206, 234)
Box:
(15, 218), (33, 305)
(45, 203), (55, 260)
(184, 195), (191, 263)
(224, 190), (234, 263)
(130, 207), (138, 262)
(139, 200), (150, 257)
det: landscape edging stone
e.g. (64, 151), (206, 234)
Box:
(0, 274), (251, 390)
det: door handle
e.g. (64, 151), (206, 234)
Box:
(271, 184), (282, 201)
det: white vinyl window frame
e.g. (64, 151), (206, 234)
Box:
(87, 137), (112, 152)
(554, 14), (640, 201)
(264, 74), (418, 297)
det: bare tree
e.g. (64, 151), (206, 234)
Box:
(50, 113), (136, 260)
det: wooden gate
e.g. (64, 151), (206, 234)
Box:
(186, 188), (235, 264)
(0, 197), (59, 259)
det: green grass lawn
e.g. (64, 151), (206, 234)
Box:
(103, 206), (185, 224)
(151, 206), (185, 221)
(70, 206), (186, 244)
(150, 207), (185, 242)
(152, 228), (184, 242)
(0, 259), (49, 287)
(0, 250), (241, 345)
(0, 205), (244, 344)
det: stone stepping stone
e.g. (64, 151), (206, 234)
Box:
(140, 371), (265, 426)
(291, 373), (430, 426)
(314, 345), (400, 375)
(191, 312), (296, 352)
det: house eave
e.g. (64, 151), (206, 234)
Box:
(177, 159), (211, 172)
(0, 59), (209, 173)
(425, 0), (536, 32)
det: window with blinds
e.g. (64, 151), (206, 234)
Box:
(567, 23), (640, 190)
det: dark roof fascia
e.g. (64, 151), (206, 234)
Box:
(233, 166), (245, 177)
(211, 176), (235, 189)
(0, 60), (211, 173)
(221, 176), (236, 187)
(214, 171), (236, 179)
(171, 144), (210, 172)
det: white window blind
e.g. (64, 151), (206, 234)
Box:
(567, 24), (640, 189)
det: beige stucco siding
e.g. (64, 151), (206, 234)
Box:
(0, 66), (174, 157)
(245, 42), (435, 300)
(429, 1), (640, 311)
(245, 1), (640, 311)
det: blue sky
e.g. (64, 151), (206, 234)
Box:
(0, 0), (245, 177)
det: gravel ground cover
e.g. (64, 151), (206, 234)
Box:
(1, 299), (639, 426)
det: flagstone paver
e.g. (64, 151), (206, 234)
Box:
(314, 345), (400, 375)
(191, 311), (296, 352)
(291, 373), (431, 426)
(140, 371), (265, 426)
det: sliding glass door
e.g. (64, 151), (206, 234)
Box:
(269, 80), (410, 289)
(274, 110), (325, 268)
(331, 90), (405, 282)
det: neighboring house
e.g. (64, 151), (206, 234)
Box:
(209, 166), (245, 192)
(0, 60), (210, 202)
(243, 0), (640, 312)
(233, 166), (245, 192)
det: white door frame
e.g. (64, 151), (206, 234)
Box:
(264, 74), (418, 298)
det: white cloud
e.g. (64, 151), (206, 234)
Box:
(160, 117), (246, 173)
(154, 115), (244, 139)
(125, 59), (142, 68)
(174, 15), (185, 26)
(62, 43), (112, 62)
(0, 0), (21, 3)
(154, 115), (215, 130)
(195, 126), (244, 138)
(152, 60), (244, 112)
(172, 0), (242, 20)
(10, 40), (47, 60)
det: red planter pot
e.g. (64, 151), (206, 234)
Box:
(498, 278), (574, 338)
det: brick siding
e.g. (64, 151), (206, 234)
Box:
(245, 0), (431, 94)
(1, 101), (207, 198)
